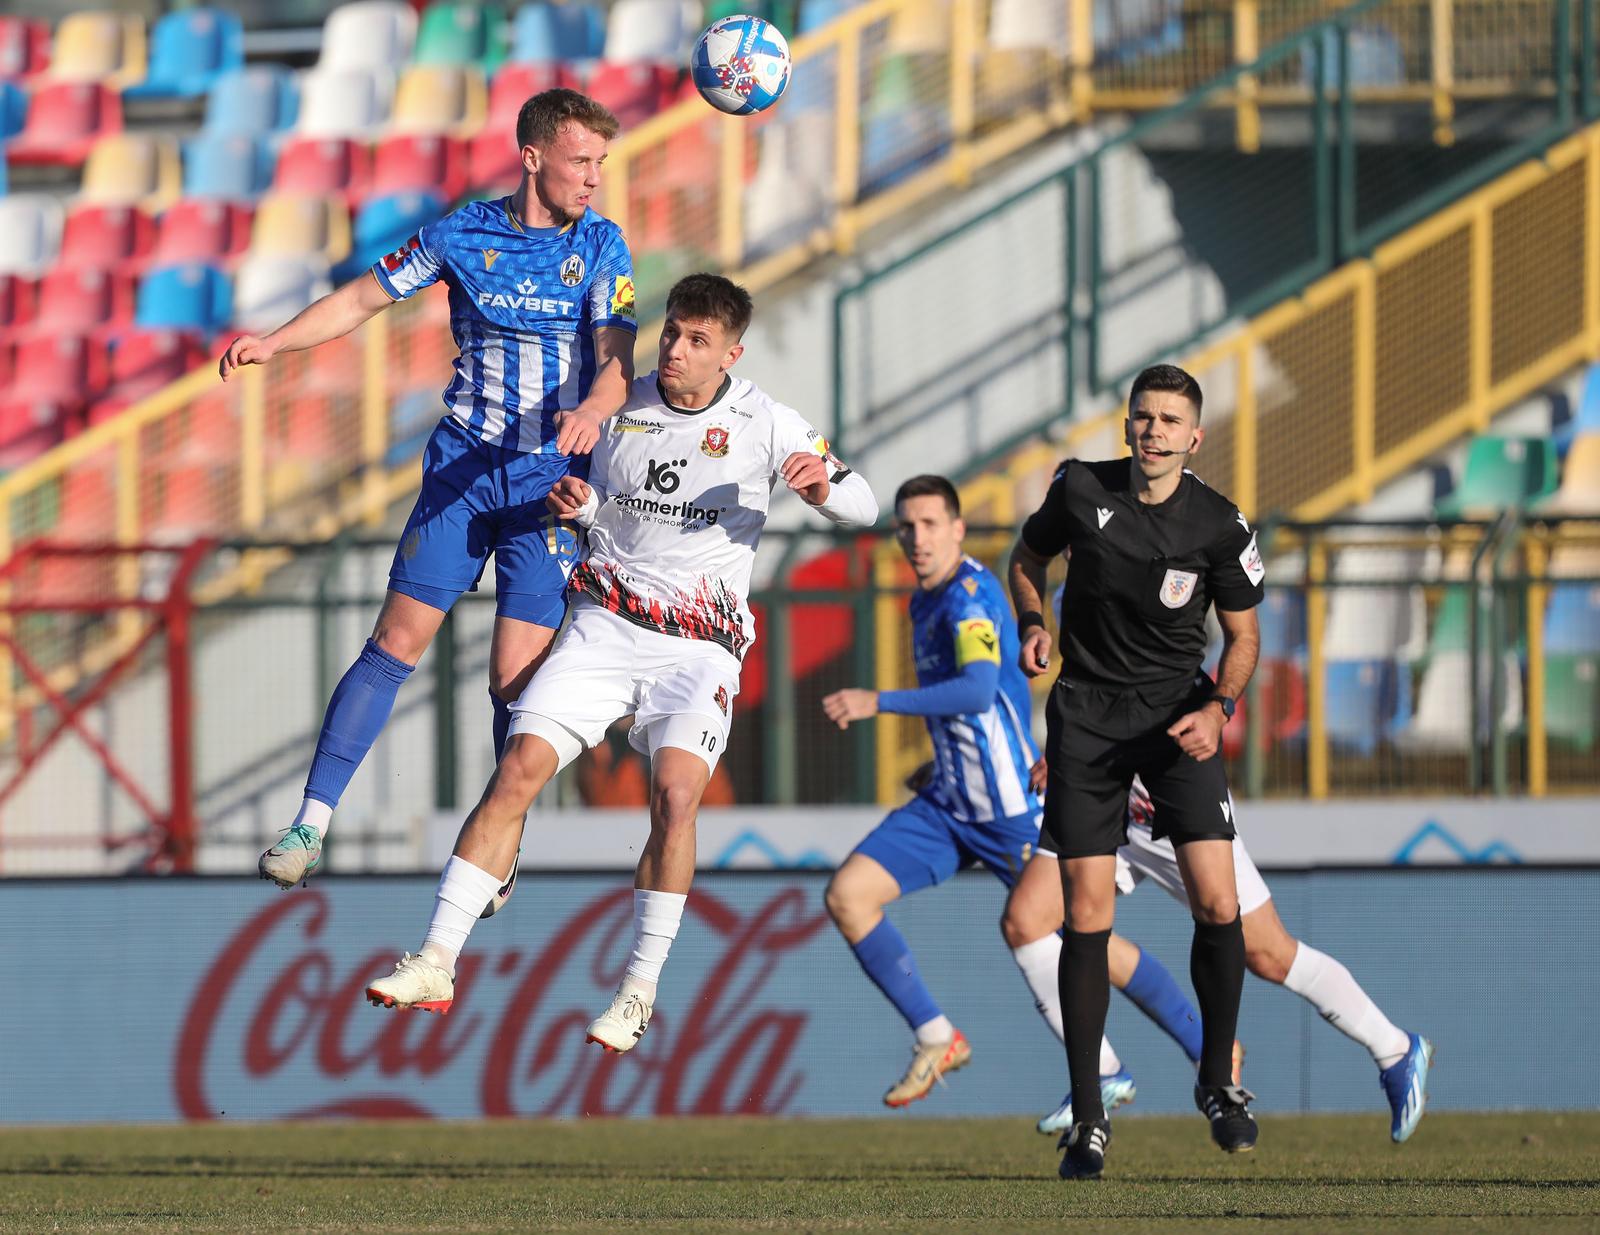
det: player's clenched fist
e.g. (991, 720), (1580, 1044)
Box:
(780, 451), (830, 505)
(545, 475), (593, 521)
(821, 687), (878, 730)
(1019, 627), (1052, 678)
(217, 335), (278, 381)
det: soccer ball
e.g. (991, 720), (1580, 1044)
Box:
(691, 15), (791, 116)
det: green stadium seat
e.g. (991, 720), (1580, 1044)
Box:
(706, 0), (765, 22)
(1436, 435), (1559, 517)
(1545, 653), (1599, 748)
(415, 1), (509, 73)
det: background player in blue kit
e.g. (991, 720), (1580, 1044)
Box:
(218, 89), (638, 889)
(822, 475), (1199, 1110)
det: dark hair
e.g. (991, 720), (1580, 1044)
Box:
(665, 273), (754, 339)
(894, 474), (961, 517)
(517, 89), (620, 149)
(1129, 363), (1203, 420)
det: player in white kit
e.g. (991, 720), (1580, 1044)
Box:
(364, 274), (880, 1047)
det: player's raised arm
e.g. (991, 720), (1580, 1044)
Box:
(218, 272), (394, 381)
(556, 325), (636, 455)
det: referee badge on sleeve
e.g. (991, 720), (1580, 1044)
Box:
(1239, 533), (1266, 585)
(1160, 569), (1199, 608)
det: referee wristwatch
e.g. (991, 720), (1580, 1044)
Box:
(1209, 694), (1236, 722)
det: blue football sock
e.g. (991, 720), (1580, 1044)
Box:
(1122, 945), (1204, 1063)
(850, 916), (942, 1033)
(304, 639), (415, 807)
(491, 691), (512, 762)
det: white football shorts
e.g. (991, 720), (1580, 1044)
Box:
(507, 597), (741, 773)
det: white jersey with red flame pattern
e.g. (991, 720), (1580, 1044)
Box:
(568, 372), (853, 660)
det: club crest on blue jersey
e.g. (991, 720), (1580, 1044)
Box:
(560, 253), (585, 287)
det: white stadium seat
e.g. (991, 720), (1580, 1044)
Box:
(296, 65), (395, 138)
(604, 0), (701, 66)
(0, 193), (65, 276)
(319, 0), (417, 71)
(232, 253), (333, 334)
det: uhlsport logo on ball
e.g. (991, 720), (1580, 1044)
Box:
(691, 15), (791, 115)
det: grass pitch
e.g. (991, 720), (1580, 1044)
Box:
(2, 1113), (1597, 1233)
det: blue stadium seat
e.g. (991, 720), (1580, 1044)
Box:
(799, 0), (855, 32)
(126, 8), (244, 100)
(1257, 588), (1306, 659)
(135, 263), (233, 336)
(1325, 659), (1407, 755)
(511, 2), (606, 63)
(203, 66), (299, 137)
(1300, 25), (1403, 87)
(1546, 583), (1600, 655)
(0, 81), (25, 142)
(336, 191), (447, 282)
(1556, 363), (1600, 456)
(183, 133), (275, 199)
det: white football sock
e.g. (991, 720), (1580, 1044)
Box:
(292, 798), (333, 839)
(1282, 941), (1411, 1068)
(623, 889), (688, 1002)
(419, 856), (503, 975)
(1011, 935), (1065, 1041)
(914, 1014), (955, 1046)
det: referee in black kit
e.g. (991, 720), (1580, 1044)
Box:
(1008, 363), (1265, 1180)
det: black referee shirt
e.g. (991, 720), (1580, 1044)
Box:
(1020, 459), (1265, 687)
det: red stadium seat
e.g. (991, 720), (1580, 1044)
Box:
(0, 17), (51, 81)
(371, 132), (467, 202)
(0, 273), (36, 333)
(586, 62), (677, 128)
(55, 464), (116, 538)
(11, 332), (108, 408)
(273, 136), (373, 207)
(105, 327), (207, 403)
(59, 203), (157, 271)
(151, 462), (231, 534)
(149, 199), (254, 267)
(7, 81), (122, 167)
(468, 62), (583, 191)
(0, 397), (68, 452)
(33, 265), (136, 334)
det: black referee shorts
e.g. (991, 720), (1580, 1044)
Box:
(1042, 673), (1234, 859)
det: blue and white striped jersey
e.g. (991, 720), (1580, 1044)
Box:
(372, 196), (636, 453)
(909, 556), (1042, 824)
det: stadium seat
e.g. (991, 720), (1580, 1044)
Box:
(149, 199), (253, 267)
(33, 265), (135, 334)
(149, 462), (232, 535)
(102, 327), (207, 404)
(0, 398), (68, 467)
(511, 2), (607, 63)
(1321, 544), (1429, 661)
(391, 64), (489, 137)
(231, 254), (333, 334)
(1398, 649), (1522, 751)
(1545, 581), (1600, 655)
(415, 0), (510, 71)
(1323, 659), (1409, 755)
(1257, 588), (1306, 660)
(320, 1), (418, 71)
(202, 66), (298, 136)
(135, 263), (232, 336)
(59, 203), (155, 272)
(0, 80), (25, 141)
(0, 17), (50, 81)
(251, 193), (353, 264)
(1436, 435), (1559, 517)
(6, 81), (121, 167)
(183, 133), (275, 200)
(273, 136), (373, 205)
(0, 194), (64, 276)
(11, 332), (108, 408)
(1544, 653), (1599, 748)
(297, 66), (395, 139)
(605, 0), (699, 64)
(340, 191), (447, 281)
(80, 133), (183, 210)
(124, 7), (243, 100)
(1540, 431), (1600, 514)
(48, 11), (146, 88)
(587, 62), (678, 128)
(0, 273), (36, 334)
(371, 133), (468, 202)
(706, 0), (766, 21)
(468, 62), (581, 189)
(799, 0), (858, 33)
(1301, 25), (1404, 88)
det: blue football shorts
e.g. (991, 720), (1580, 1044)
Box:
(388, 416), (581, 628)
(853, 792), (1044, 895)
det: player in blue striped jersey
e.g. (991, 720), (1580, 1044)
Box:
(220, 90), (637, 889)
(822, 475), (1193, 1108)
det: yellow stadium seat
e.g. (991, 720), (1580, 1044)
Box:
(250, 193), (352, 265)
(390, 64), (487, 138)
(80, 133), (181, 210)
(1543, 433), (1600, 516)
(50, 10), (146, 89)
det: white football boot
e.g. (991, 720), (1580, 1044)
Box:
(365, 953), (454, 1015)
(585, 988), (653, 1053)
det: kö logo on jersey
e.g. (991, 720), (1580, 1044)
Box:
(646, 458), (688, 494)
(559, 254), (585, 287)
(701, 426), (730, 458)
